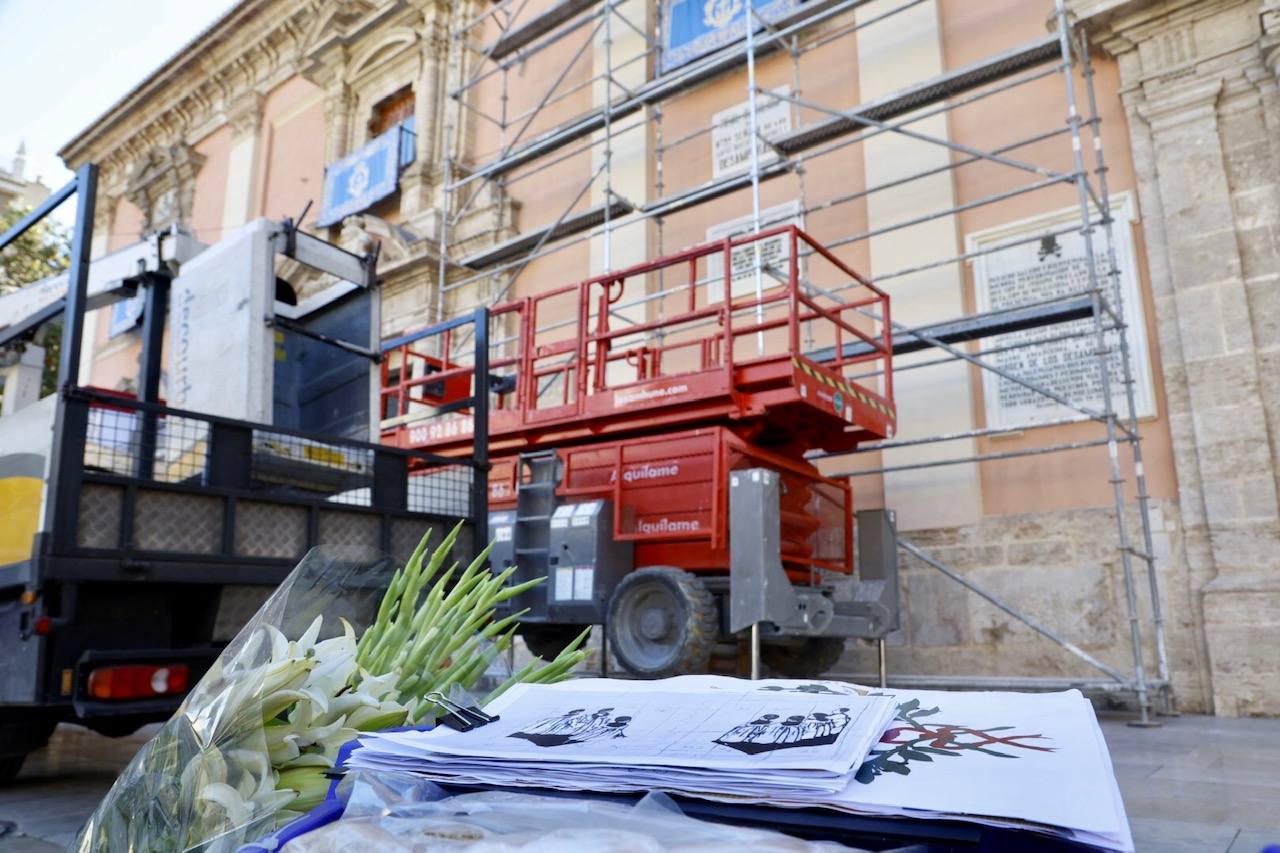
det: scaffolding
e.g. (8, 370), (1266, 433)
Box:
(424, 0), (1172, 724)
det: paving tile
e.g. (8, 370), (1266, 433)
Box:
(1, 712), (1279, 850)
(1228, 829), (1280, 852)
(1127, 817), (1238, 853)
(1149, 762), (1280, 789)
(0, 838), (63, 852)
(1117, 780), (1280, 832)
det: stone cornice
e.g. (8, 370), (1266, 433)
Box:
(57, 0), (406, 177)
(1072, 0), (1257, 59)
(1134, 76), (1225, 130)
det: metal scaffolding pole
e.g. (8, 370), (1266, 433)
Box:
(418, 0), (1171, 719)
(1054, 0), (1152, 725)
(1078, 28), (1171, 711)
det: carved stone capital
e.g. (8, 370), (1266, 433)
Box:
(1261, 0), (1280, 79)
(124, 142), (206, 234)
(93, 196), (117, 235)
(339, 212), (414, 265)
(225, 91), (266, 138)
(1134, 76), (1225, 132)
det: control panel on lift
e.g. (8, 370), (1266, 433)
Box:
(490, 500), (633, 626)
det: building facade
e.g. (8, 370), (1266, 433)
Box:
(55, 0), (1280, 715)
(0, 143), (51, 213)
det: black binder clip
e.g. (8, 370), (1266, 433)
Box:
(426, 691), (500, 732)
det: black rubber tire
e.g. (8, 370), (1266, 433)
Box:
(86, 717), (147, 739)
(0, 755), (25, 785)
(520, 624), (591, 660)
(0, 713), (55, 786)
(762, 637), (846, 678)
(608, 567), (718, 678)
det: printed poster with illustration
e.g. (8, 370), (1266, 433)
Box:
(380, 681), (895, 775)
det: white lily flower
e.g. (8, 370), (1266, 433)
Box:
(347, 699), (409, 732)
(277, 752), (333, 770)
(266, 730), (302, 765)
(354, 667), (399, 701)
(197, 782), (253, 828)
(263, 624), (290, 664)
(319, 689), (379, 727)
(293, 614), (323, 656)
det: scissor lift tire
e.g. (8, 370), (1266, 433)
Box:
(608, 567), (718, 678)
(762, 637), (846, 678)
(520, 624), (591, 660)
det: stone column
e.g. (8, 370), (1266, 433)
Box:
(1081, 0), (1280, 715)
(90, 191), (116, 259)
(401, 8), (449, 227)
(222, 91), (266, 232)
(591, 0), (650, 275)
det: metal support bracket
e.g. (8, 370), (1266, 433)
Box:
(729, 468), (899, 640)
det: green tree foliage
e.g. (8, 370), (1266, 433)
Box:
(0, 205), (71, 293)
(1, 207), (71, 406)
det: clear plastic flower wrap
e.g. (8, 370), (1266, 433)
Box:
(73, 524), (587, 853)
(272, 771), (859, 852)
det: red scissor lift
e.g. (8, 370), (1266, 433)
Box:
(381, 226), (896, 677)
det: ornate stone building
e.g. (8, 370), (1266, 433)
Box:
(54, 0), (1280, 715)
(0, 143), (51, 212)
(1068, 0), (1280, 715)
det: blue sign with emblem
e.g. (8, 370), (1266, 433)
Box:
(661, 0), (800, 73)
(317, 126), (402, 227)
(107, 291), (145, 338)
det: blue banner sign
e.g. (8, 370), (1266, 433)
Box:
(661, 0), (800, 73)
(317, 126), (402, 227)
(107, 291), (145, 338)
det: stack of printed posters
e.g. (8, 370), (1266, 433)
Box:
(347, 676), (1133, 852)
(348, 680), (898, 801)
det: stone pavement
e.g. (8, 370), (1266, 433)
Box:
(0, 713), (1277, 851)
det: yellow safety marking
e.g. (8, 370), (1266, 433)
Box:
(793, 356), (895, 420)
(0, 477), (42, 565)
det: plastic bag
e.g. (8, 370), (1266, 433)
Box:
(275, 770), (862, 852)
(73, 546), (401, 853)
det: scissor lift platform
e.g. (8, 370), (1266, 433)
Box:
(381, 226), (896, 459)
(378, 227), (900, 678)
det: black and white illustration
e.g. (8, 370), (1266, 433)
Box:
(758, 682), (856, 696)
(508, 707), (632, 748)
(714, 707), (852, 754)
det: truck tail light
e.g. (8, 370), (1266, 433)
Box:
(87, 664), (190, 701)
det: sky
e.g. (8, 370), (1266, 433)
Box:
(0, 0), (239, 220)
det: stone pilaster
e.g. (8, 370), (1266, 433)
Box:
(1078, 0), (1280, 714)
(854, 0), (982, 531)
(400, 8), (450, 227)
(322, 80), (355, 166)
(90, 194), (117, 259)
(221, 91), (266, 232)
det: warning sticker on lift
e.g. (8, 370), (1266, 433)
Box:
(573, 567), (594, 600)
(554, 567), (575, 601)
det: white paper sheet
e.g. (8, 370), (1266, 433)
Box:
(659, 676), (1134, 851)
(348, 676), (1133, 852)
(363, 681), (896, 775)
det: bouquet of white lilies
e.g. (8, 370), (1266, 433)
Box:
(74, 523), (587, 852)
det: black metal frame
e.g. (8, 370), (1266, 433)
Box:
(38, 386), (482, 585)
(380, 307), (491, 552)
(0, 165), (491, 583)
(0, 164), (494, 723)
